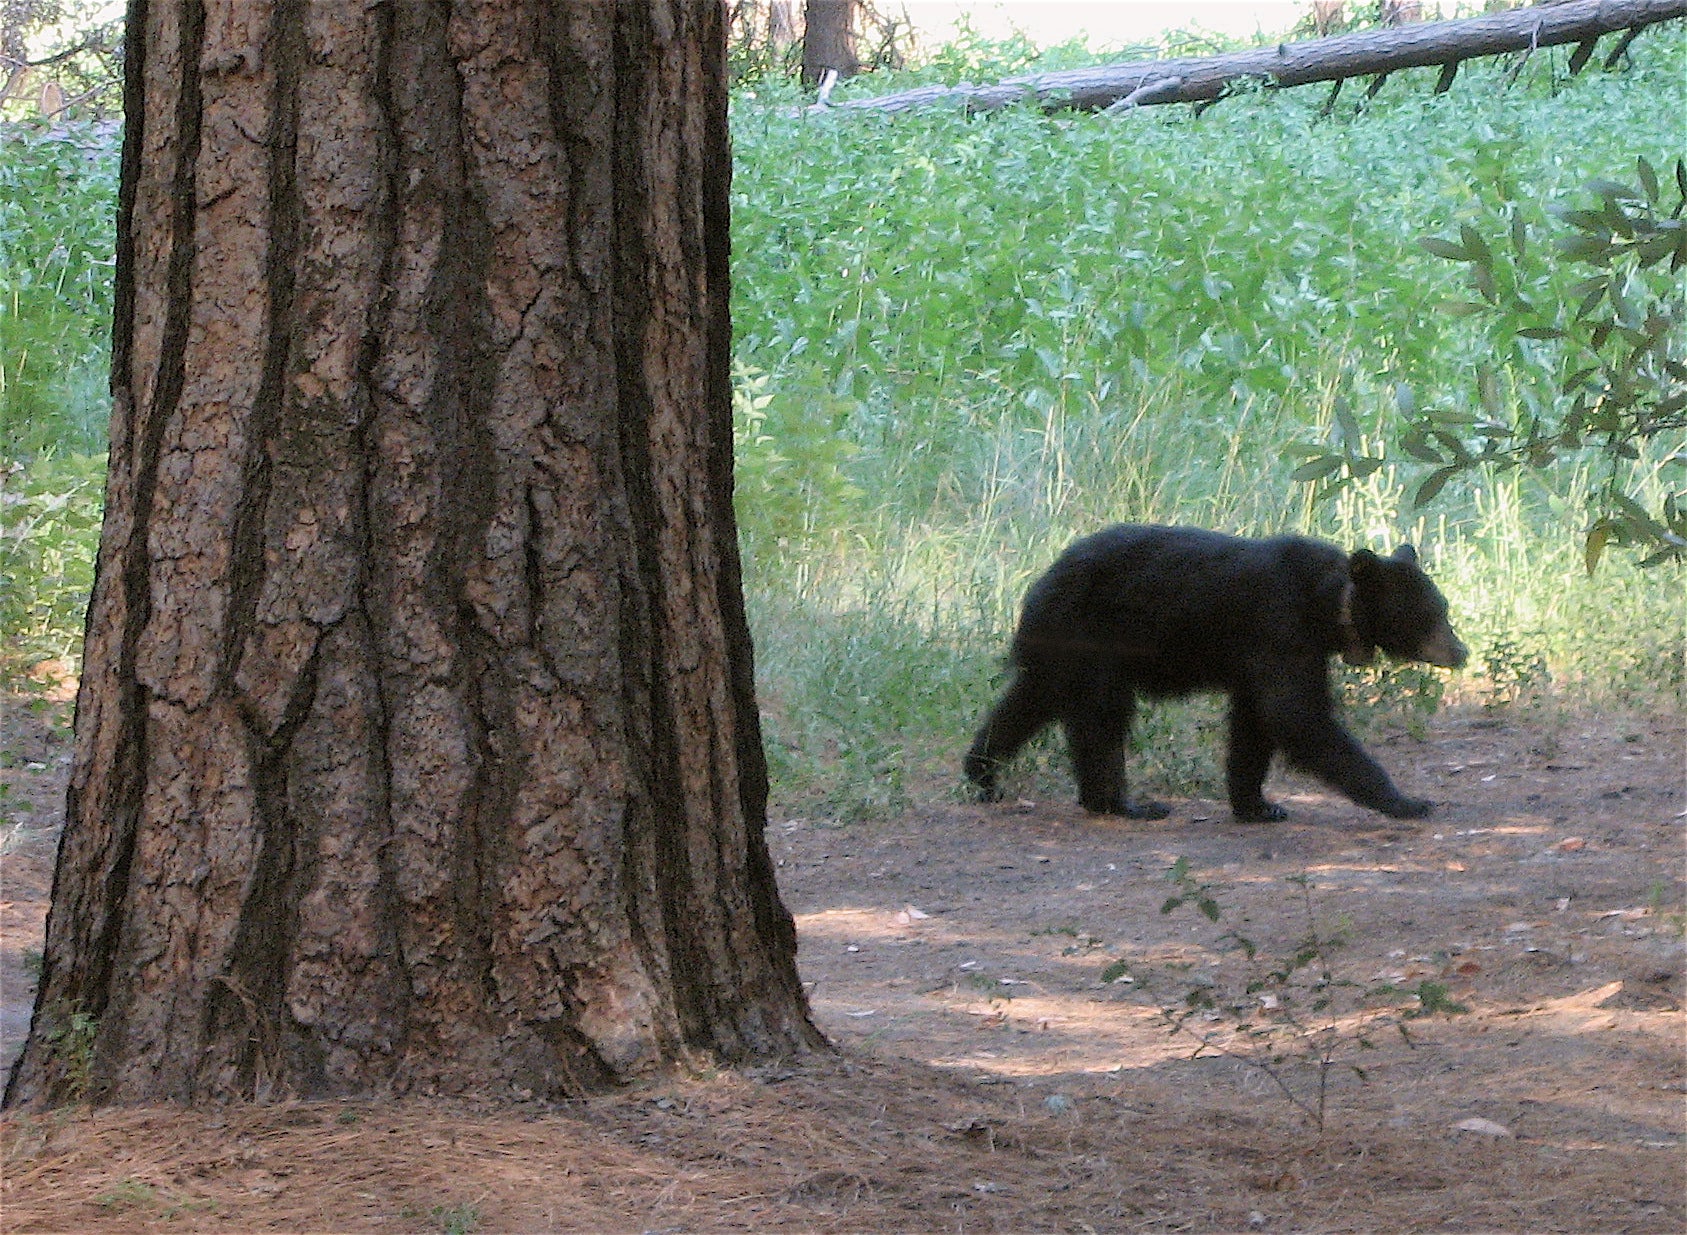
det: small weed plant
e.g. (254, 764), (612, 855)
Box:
(400, 1202), (482, 1235)
(431, 1204), (483, 1235)
(94, 1178), (158, 1212)
(1104, 858), (1467, 1134)
(38, 1004), (98, 1104)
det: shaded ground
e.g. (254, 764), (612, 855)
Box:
(2, 695), (1683, 1232)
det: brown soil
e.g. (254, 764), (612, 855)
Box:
(2, 697), (1683, 1233)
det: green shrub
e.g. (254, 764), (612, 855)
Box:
(733, 364), (865, 547)
(0, 452), (104, 676)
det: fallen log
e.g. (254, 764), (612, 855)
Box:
(822, 0), (1686, 115)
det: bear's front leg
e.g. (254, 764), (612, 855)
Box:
(1277, 712), (1432, 818)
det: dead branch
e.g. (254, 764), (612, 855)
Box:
(821, 0), (1685, 115)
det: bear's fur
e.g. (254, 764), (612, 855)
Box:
(964, 524), (1466, 821)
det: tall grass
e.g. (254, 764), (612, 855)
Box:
(731, 31), (1685, 813)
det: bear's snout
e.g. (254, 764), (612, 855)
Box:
(1419, 622), (1468, 669)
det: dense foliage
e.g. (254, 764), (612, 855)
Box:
(1, 22), (1681, 816)
(0, 121), (115, 457)
(1292, 156), (1686, 569)
(729, 29), (1684, 812)
(731, 36), (1683, 551)
(1, 121), (115, 670)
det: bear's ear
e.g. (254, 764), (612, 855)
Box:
(1335, 578), (1376, 666)
(1348, 548), (1381, 578)
(1391, 544), (1419, 566)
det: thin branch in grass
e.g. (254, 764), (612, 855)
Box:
(1130, 861), (1441, 1135)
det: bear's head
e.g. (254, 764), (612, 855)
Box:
(1339, 545), (1467, 669)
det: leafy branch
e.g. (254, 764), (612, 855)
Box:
(1292, 156), (1687, 570)
(1107, 861), (1467, 1134)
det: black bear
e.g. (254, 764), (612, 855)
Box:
(964, 524), (1466, 821)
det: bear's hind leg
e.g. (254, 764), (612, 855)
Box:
(1064, 691), (1168, 819)
(965, 671), (1056, 802)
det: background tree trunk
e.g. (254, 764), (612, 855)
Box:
(6, 0), (822, 1108)
(801, 0), (858, 85)
(829, 0), (1684, 113)
(769, 0), (799, 54)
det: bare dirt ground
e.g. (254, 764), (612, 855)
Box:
(2, 694), (1683, 1233)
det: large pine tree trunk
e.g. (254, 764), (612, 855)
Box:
(6, 0), (822, 1107)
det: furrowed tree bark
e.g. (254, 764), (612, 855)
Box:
(5, 0), (823, 1107)
(826, 0), (1685, 114)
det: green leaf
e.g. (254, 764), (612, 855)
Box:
(1638, 156), (1660, 205)
(1477, 366), (1503, 419)
(1587, 178), (1639, 205)
(1458, 223), (1492, 265)
(1558, 234), (1610, 261)
(1636, 235), (1677, 269)
(1400, 433), (1445, 464)
(1564, 366), (1599, 393)
(1611, 492), (1668, 539)
(1419, 236), (1469, 261)
(1584, 521), (1614, 573)
(1412, 466), (1459, 509)
(1333, 396), (1360, 447)
(1290, 455), (1343, 482)
(1574, 284), (1608, 321)
(1472, 263), (1498, 304)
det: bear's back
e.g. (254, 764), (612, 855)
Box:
(1012, 524), (1345, 694)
